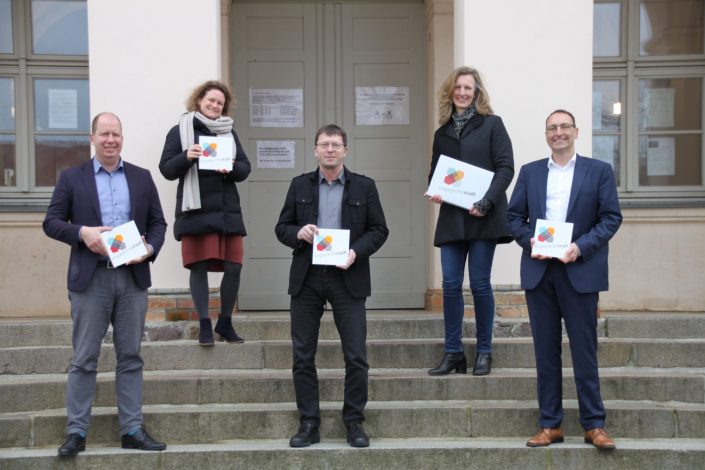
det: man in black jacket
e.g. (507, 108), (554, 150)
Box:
(275, 124), (388, 448)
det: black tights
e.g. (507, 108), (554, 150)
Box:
(189, 260), (242, 320)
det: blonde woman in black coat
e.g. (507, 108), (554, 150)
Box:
(160, 80), (251, 346)
(426, 66), (514, 376)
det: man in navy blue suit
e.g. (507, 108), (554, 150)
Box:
(507, 109), (622, 450)
(44, 112), (167, 457)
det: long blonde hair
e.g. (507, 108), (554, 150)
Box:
(437, 66), (493, 125)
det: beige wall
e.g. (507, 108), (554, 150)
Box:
(604, 208), (705, 311)
(0, 213), (69, 317)
(86, 0), (224, 292)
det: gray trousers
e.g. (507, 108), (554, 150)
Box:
(67, 265), (147, 436)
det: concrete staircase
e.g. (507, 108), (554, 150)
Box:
(1, 311), (704, 469)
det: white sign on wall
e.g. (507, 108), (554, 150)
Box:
(48, 89), (78, 129)
(355, 86), (410, 126)
(646, 137), (675, 176)
(257, 140), (296, 169)
(643, 88), (675, 129)
(249, 89), (304, 128)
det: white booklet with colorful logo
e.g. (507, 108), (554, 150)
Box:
(427, 155), (494, 210)
(100, 220), (147, 267)
(312, 228), (350, 266)
(531, 219), (574, 258)
(198, 135), (233, 171)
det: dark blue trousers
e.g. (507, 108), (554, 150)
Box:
(525, 260), (606, 431)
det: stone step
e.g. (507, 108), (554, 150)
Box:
(3, 337), (705, 375)
(2, 368), (703, 413)
(2, 399), (704, 449)
(1, 438), (705, 470)
(3, 313), (705, 349)
(0, 314), (542, 347)
(604, 313), (705, 339)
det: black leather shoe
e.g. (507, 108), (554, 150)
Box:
(199, 319), (214, 346)
(58, 433), (85, 457)
(289, 422), (320, 447)
(472, 352), (492, 376)
(214, 315), (245, 343)
(428, 352), (467, 375)
(121, 427), (167, 451)
(346, 422), (369, 448)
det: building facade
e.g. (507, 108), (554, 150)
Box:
(0, 0), (703, 317)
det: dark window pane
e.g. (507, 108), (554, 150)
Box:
(593, 135), (621, 186)
(594, 2), (622, 57)
(640, 0), (704, 56)
(34, 79), (89, 132)
(639, 77), (702, 131)
(35, 134), (90, 187)
(0, 77), (15, 131)
(0, 135), (16, 187)
(0, 0), (12, 54)
(31, 0), (88, 55)
(638, 134), (702, 186)
(593, 80), (622, 132)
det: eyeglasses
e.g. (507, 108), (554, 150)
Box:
(546, 123), (575, 133)
(316, 142), (345, 150)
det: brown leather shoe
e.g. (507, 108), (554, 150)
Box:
(584, 428), (616, 450)
(526, 428), (564, 447)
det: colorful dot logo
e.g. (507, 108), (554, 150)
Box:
(202, 142), (218, 158)
(537, 226), (555, 243)
(108, 234), (127, 253)
(444, 168), (464, 186)
(316, 235), (333, 251)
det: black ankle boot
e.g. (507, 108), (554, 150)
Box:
(428, 352), (467, 375)
(472, 352), (492, 376)
(214, 315), (244, 343)
(199, 319), (214, 346)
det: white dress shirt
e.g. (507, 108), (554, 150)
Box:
(545, 154), (576, 222)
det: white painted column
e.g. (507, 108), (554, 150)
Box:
(427, 0), (455, 299)
(451, 0), (594, 286)
(87, 0), (222, 289)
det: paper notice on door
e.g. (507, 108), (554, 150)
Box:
(257, 140), (295, 169)
(249, 89), (304, 128)
(355, 86), (410, 126)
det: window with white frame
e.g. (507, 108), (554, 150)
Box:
(0, 0), (89, 208)
(593, 0), (704, 203)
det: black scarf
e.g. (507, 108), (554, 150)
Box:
(451, 104), (476, 138)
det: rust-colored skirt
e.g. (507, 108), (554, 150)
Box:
(181, 233), (243, 272)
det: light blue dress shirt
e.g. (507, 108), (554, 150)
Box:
(93, 157), (131, 227)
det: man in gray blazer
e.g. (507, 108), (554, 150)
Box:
(44, 112), (167, 457)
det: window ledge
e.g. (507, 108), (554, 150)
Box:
(0, 199), (50, 212)
(619, 198), (705, 209)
